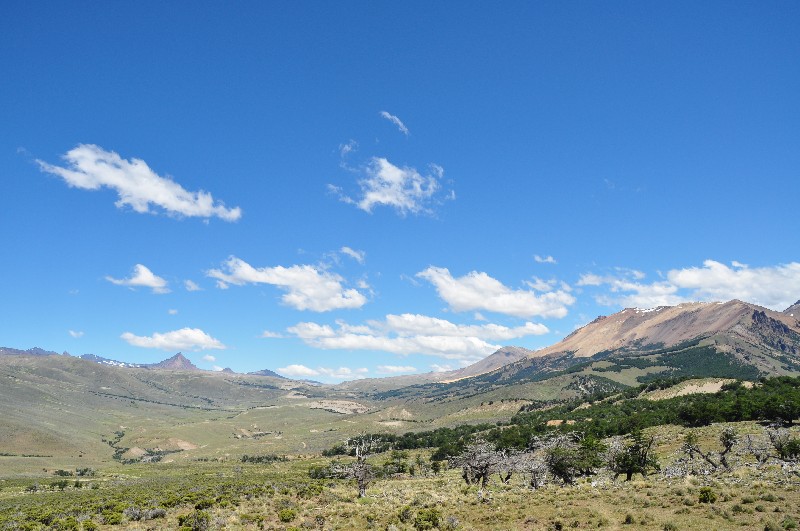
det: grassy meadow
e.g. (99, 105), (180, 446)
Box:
(2, 422), (800, 530)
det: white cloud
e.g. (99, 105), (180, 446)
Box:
(184, 280), (202, 292)
(106, 264), (169, 294)
(379, 111), (410, 136)
(339, 140), (358, 157)
(382, 313), (548, 340)
(534, 255), (557, 264)
(212, 365), (224, 372)
(202, 354), (216, 362)
(317, 367), (369, 379)
(260, 330), (283, 338)
(277, 364), (320, 377)
(340, 246), (366, 264)
(377, 365), (417, 374)
(334, 157), (448, 216)
(579, 260), (800, 311)
(417, 266), (575, 319)
(68, 330), (84, 338)
(287, 313), (547, 362)
(667, 260), (800, 310)
(275, 365), (368, 381)
(577, 271), (684, 308)
(525, 277), (557, 292)
(121, 327), (226, 351)
(37, 144), (241, 221)
(207, 256), (367, 312)
(168, 309), (178, 315)
(430, 363), (453, 372)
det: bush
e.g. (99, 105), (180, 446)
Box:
(398, 505), (414, 523)
(177, 510), (210, 531)
(278, 508), (297, 523)
(82, 521), (98, 531)
(101, 512), (122, 525)
(414, 508), (441, 530)
(698, 487), (717, 504)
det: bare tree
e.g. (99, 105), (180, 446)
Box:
(330, 434), (376, 498)
(449, 438), (500, 489)
(680, 427), (739, 472)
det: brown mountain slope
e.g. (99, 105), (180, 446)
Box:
(335, 346), (534, 392)
(531, 299), (800, 359)
(438, 346), (533, 382)
(147, 352), (200, 371)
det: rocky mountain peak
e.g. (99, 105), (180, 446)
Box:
(149, 352), (199, 371)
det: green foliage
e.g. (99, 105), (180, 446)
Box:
(398, 505), (414, 523)
(278, 508), (297, 522)
(698, 487), (717, 504)
(240, 454), (287, 464)
(608, 432), (659, 481)
(102, 511), (122, 525)
(177, 510), (210, 530)
(413, 507), (441, 530)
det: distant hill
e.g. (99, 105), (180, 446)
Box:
(367, 299), (800, 402)
(248, 368), (286, 379)
(439, 346), (533, 382)
(79, 353), (146, 368)
(530, 299), (800, 362)
(147, 352), (200, 371)
(0, 346), (63, 357)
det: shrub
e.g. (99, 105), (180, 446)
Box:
(82, 521), (98, 531)
(414, 508), (441, 530)
(101, 512), (122, 525)
(698, 487), (717, 504)
(398, 505), (414, 523)
(278, 509), (297, 523)
(442, 515), (460, 530)
(177, 510), (210, 531)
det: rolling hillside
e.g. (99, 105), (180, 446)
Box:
(2, 298), (799, 471)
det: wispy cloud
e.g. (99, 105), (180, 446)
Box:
(276, 364), (368, 381)
(106, 264), (169, 294)
(339, 140), (358, 157)
(287, 313), (547, 362)
(260, 330), (283, 338)
(168, 309), (178, 315)
(68, 330), (84, 338)
(184, 280), (202, 292)
(202, 354), (216, 362)
(340, 246), (365, 264)
(579, 260), (800, 311)
(37, 144), (241, 221)
(376, 365), (417, 374)
(333, 157), (449, 216)
(207, 256), (367, 312)
(379, 111), (409, 136)
(534, 255), (557, 264)
(121, 327), (226, 351)
(417, 266), (575, 319)
(276, 364), (319, 378)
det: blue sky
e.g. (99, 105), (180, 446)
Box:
(1, 2), (798, 382)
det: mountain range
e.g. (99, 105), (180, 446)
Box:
(1, 297), (798, 467)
